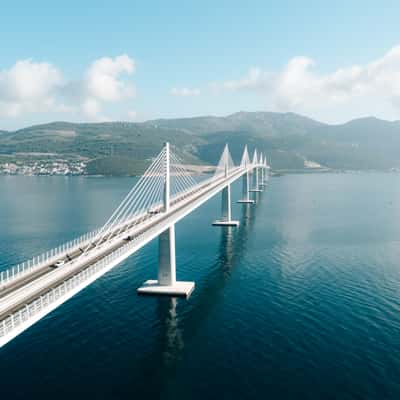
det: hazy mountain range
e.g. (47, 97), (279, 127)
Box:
(1, 111), (400, 174)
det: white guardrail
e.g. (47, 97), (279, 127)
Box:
(0, 170), (237, 290)
(0, 229), (101, 289)
(0, 166), (248, 340)
(0, 229), (143, 339)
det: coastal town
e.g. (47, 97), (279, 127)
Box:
(0, 160), (87, 176)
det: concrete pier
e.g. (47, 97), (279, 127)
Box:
(237, 170), (255, 204)
(137, 280), (195, 297)
(138, 224), (195, 297)
(213, 183), (239, 227)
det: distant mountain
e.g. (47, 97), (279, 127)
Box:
(303, 117), (400, 169)
(147, 111), (324, 137)
(1, 112), (400, 174)
(0, 121), (203, 158)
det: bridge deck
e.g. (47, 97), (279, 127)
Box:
(0, 139), (270, 348)
(0, 167), (247, 322)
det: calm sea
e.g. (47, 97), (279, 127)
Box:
(1, 173), (400, 399)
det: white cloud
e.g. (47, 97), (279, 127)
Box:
(86, 54), (135, 102)
(82, 54), (136, 119)
(0, 55), (136, 121)
(213, 67), (270, 92)
(171, 87), (200, 97)
(0, 59), (63, 117)
(216, 46), (400, 121)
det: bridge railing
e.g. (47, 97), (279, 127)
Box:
(0, 228), (101, 289)
(0, 230), (137, 339)
(0, 164), (249, 340)
(0, 195), (190, 339)
(0, 164), (248, 292)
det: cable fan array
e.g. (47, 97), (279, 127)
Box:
(77, 145), (202, 258)
(169, 150), (200, 200)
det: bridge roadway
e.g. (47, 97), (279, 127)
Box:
(0, 166), (249, 321)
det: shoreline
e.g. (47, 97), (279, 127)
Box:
(1, 169), (399, 178)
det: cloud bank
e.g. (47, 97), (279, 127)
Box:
(2, 46), (400, 126)
(215, 46), (400, 121)
(0, 54), (136, 121)
(0, 60), (64, 118)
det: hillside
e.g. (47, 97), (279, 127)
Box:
(0, 121), (203, 159)
(303, 117), (400, 170)
(1, 112), (400, 174)
(147, 111), (323, 137)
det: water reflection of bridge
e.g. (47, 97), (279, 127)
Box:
(151, 197), (262, 389)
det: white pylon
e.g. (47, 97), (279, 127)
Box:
(252, 149), (258, 165)
(237, 145), (255, 204)
(138, 142), (195, 297)
(164, 142), (170, 212)
(250, 149), (262, 193)
(259, 154), (265, 186)
(264, 155), (270, 184)
(213, 144), (240, 226)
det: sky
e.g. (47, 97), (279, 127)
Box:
(1, 0), (400, 130)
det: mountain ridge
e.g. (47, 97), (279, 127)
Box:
(1, 112), (400, 174)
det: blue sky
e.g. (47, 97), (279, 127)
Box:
(1, 0), (400, 129)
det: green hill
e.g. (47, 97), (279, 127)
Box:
(0, 121), (203, 159)
(146, 111), (323, 137)
(1, 112), (400, 174)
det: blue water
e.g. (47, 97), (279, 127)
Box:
(1, 173), (400, 399)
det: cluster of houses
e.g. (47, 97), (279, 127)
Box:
(0, 160), (86, 176)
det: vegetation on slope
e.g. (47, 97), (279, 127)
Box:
(1, 112), (400, 174)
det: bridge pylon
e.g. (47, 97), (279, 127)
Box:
(237, 145), (255, 204)
(249, 149), (262, 193)
(213, 145), (240, 227)
(137, 142), (195, 297)
(259, 154), (266, 187)
(264, 156), (270, 184)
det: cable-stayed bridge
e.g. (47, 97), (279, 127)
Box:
(0, 143), (270, 348)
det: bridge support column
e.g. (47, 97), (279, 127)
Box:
(212, 183), (239, 226)
(237, 170), (255, 204)
(158, 226), (176, 285)
(260, 166), (265, 187)
(250, 167), (262, 193)
(264, 163), (269, 184)
(137, 225), (195, 297)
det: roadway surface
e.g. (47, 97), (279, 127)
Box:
(0, 167), (249, 321)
